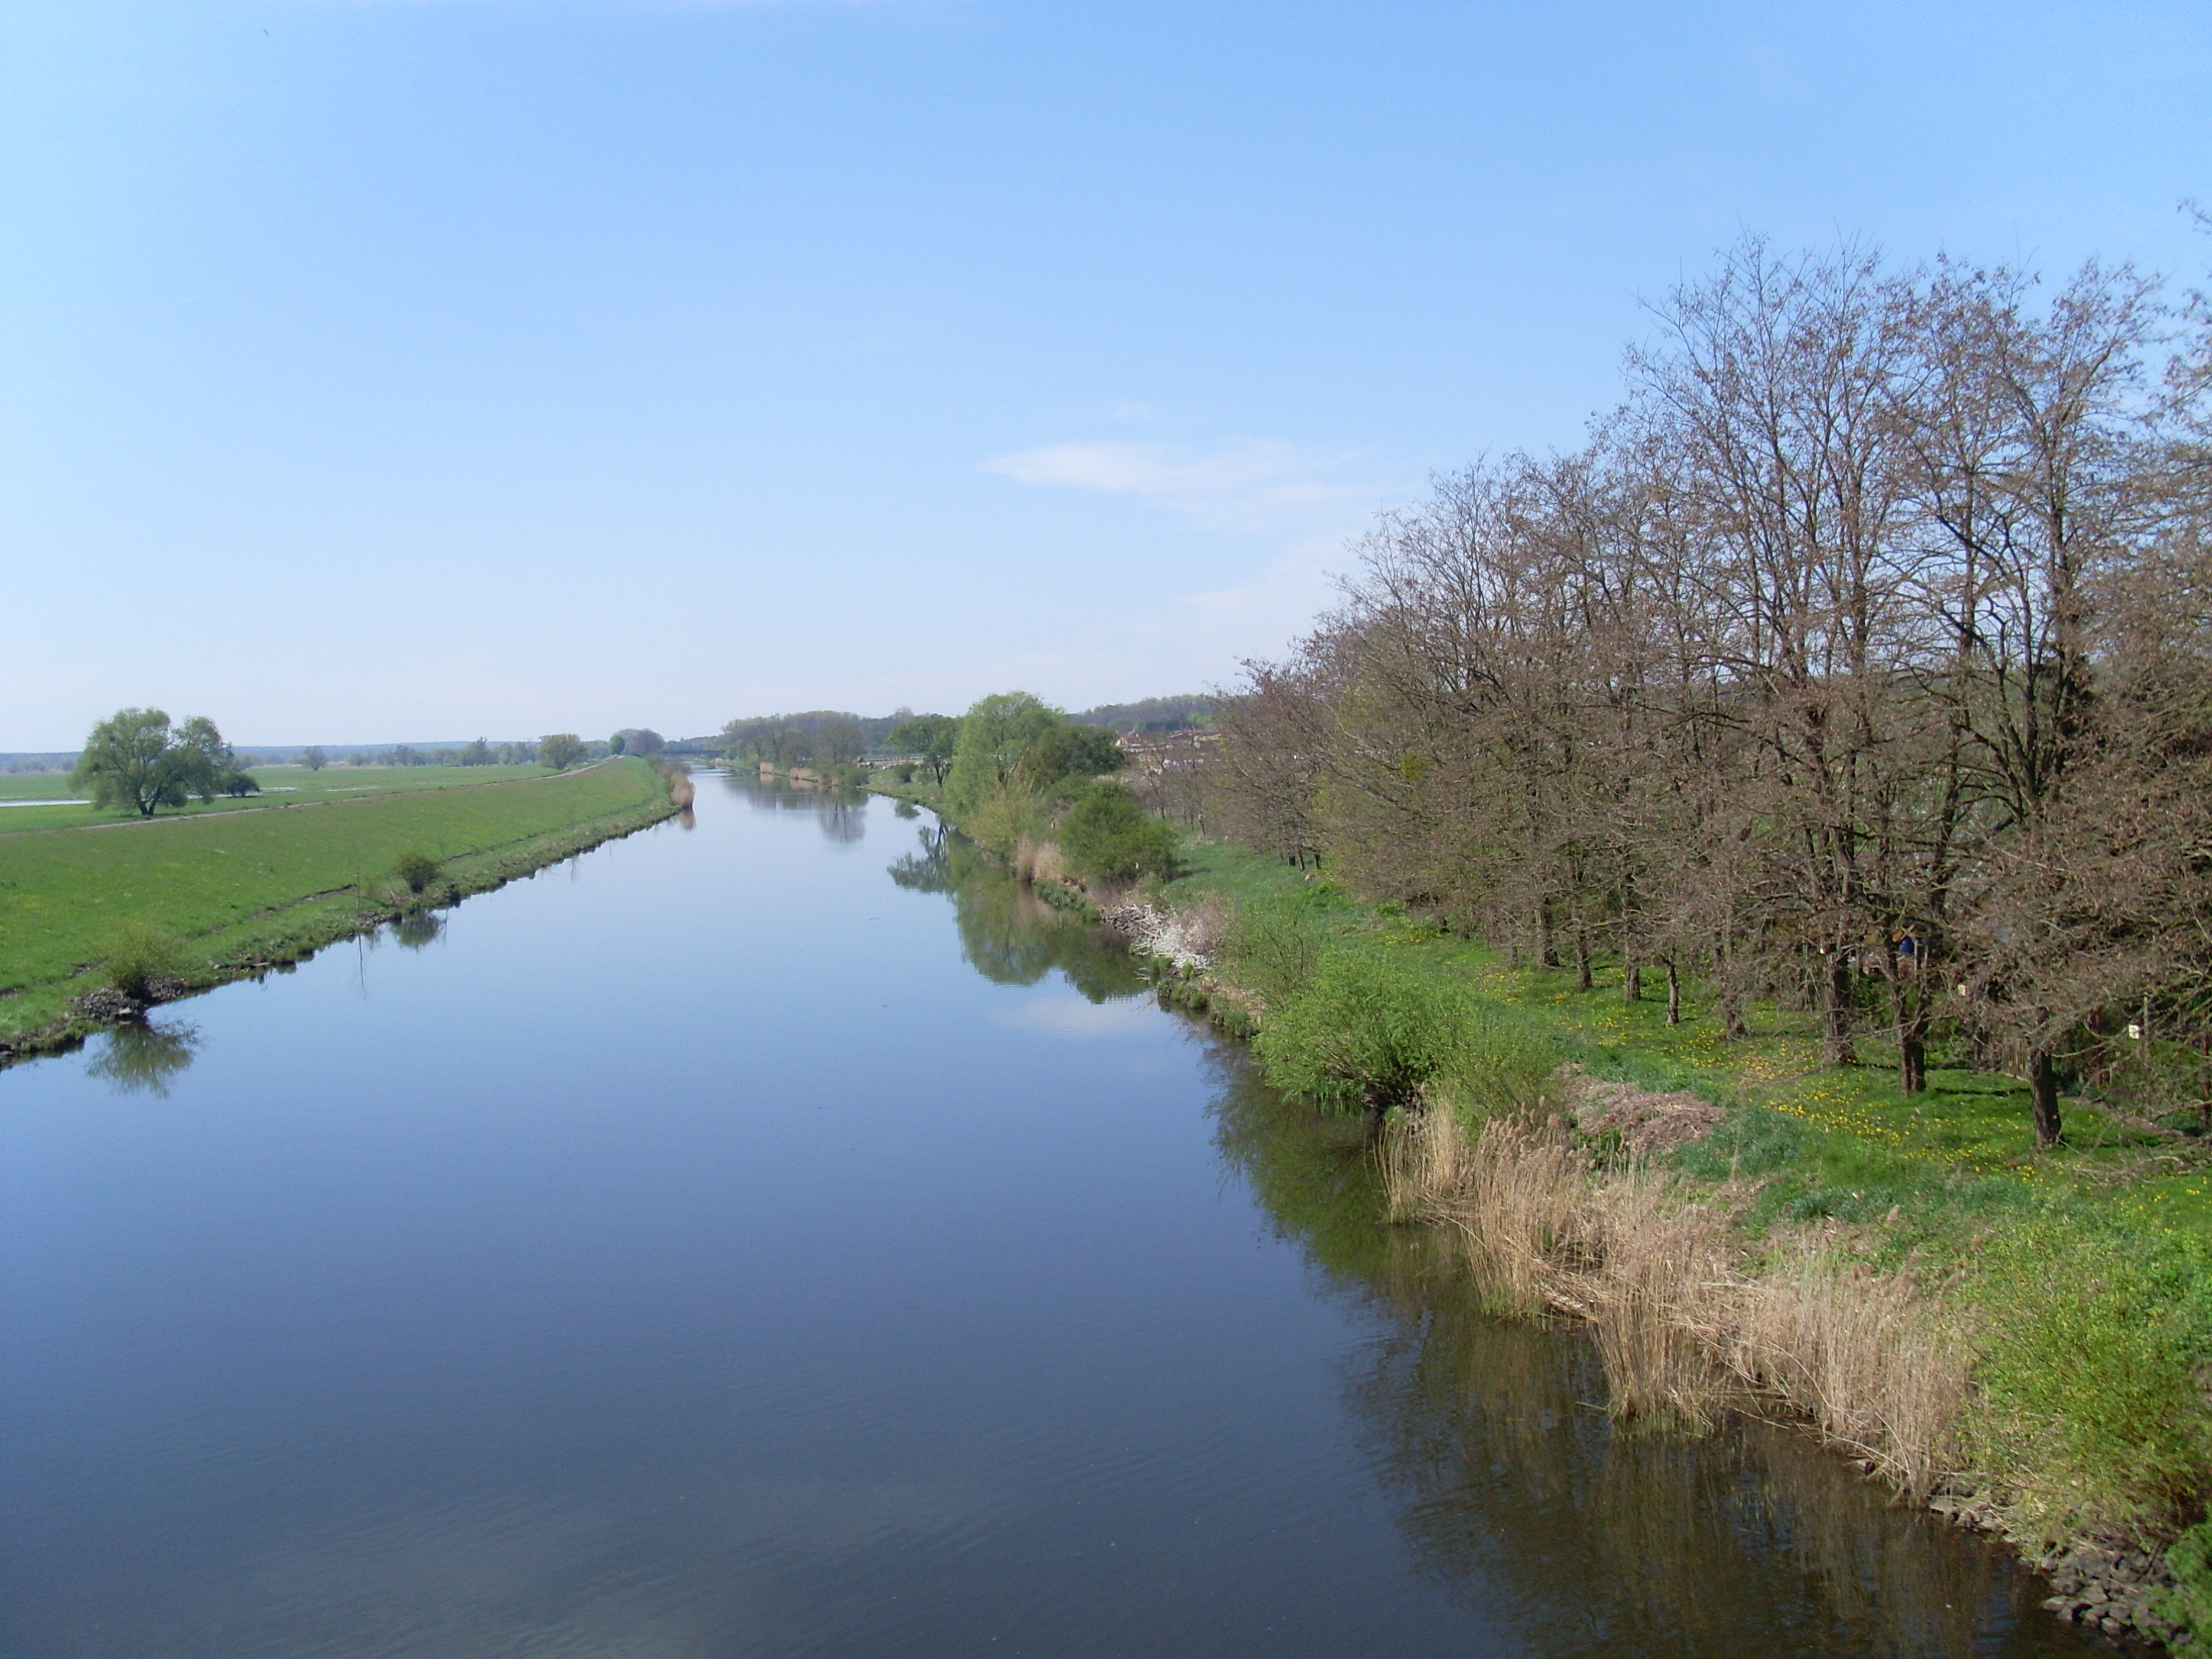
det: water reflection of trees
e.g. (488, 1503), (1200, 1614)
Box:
(392, 909), (445, 950)
(716, 771), (868, 843)
(1205, 1050), (2083, 1659)
(887, 823), (1146, 1004)
(84, 1017), (201, 1097)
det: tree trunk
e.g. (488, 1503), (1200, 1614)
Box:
(2030, 1050), (2064, 1148)
(1574, 920), (1592, 992)
(1538, 898), (1559, 968)
(1820, 951), (1856, 1066)
(1665, 959), (1681, 1027)
(1889, 968), (1928, 1094)
(1623, 936), (1642, 1002)
(1717, 928), (1745, 1038)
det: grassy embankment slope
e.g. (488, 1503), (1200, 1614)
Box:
(0, 758), (679, 1056)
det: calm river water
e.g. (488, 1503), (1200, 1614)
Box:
(1, 778), (2098, 1657)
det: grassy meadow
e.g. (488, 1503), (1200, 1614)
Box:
(0, 762), (552, 831)
(0, 758), (677, 1052)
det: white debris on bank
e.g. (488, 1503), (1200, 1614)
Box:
(1100, 902), (1213, 974)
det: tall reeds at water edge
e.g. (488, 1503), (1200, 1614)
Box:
(1378, 1102), (1969, 1501)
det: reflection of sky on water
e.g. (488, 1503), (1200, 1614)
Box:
(989, 997), (1156, 1039)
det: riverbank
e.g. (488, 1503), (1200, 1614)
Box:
(880, 760), (2212, 1651)
(871, 770), (2212, 1654)
(0, 757), (685, 1064)
(1092, 838), (2209, 1652)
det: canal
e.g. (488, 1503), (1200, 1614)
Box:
(0, 777), (2093, 1655)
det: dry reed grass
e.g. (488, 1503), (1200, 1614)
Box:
(1377, 1082), (1968, 1497)
(1570, 1174), (1735, 1425)
(1725, 1243), (1966, 1498)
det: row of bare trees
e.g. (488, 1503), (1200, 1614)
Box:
(1197, 235), (2212, 1143)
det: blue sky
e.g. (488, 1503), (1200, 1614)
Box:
(4, 0), (2207, 748)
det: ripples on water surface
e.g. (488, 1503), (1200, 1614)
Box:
(0, 778), (2095, 1656)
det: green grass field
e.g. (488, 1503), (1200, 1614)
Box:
(0, 759), (675, 1051)
(0, 763), (552, 831)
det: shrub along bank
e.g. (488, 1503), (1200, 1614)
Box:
(870, 691), (1172, 902)
(1106, 840), (2212, 1654)
(0, 757), (683, 1060)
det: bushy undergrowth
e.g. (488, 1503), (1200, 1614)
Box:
(961, 780), (1047, 860)
(99, 918), (185, 999)
(2162, 1522), (2212, 1656)
(1965, 1217), (2212, 1537)
(394, 850), (440, 894)
(1218, 891), (1335, 1004)
(1252, 947), (1557, 1115)
(1058, 781), (1177, 884)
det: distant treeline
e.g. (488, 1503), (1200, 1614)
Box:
(711, 693), (1177, 885)
(349, 740), (549, 768)
(1069, 695), (1217, 734)
(5, 741), (574, 773)
(691, 694), (1216, 767)
(1189, 233), (2212, 1143)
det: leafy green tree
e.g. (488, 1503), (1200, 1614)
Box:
(460, 737), (493, 765)
(301, 746), (328, 771)
(220, 770), (261, 797)
(1057, 780), (1178, 883)
(539, 733), (587, 770)
(887, 714), (961, 785)
(71, 708), (233, 817)
(1015, 723), (1124, 792)
(817, 717), (865, 767)
(943, 692), (1062, 815)
(721, 718), (811, 768)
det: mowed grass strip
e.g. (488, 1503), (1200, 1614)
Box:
(0, 760), (664, 1000)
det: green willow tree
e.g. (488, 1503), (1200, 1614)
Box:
(539, 733), (587, 770)
(887, 713), (961, 785)
(72, 708), (235, 817)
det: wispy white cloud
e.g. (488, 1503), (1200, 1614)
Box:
(981, 439), (1381, 538)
